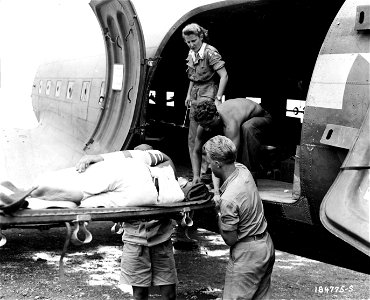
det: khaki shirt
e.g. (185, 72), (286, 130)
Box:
(122, 219), (174, 247)
(186, 43), (225, 83)
(219, 163), (267, 240)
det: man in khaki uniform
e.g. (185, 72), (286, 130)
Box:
(204, 135), (275, 299)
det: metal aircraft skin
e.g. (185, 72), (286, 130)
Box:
(0, 0), (369, 271)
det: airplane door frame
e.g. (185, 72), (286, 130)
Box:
(87, 0), (146, 153)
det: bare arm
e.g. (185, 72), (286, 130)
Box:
(185, 81), (194, 107)
(75, 154), (104, 173)
(215, 67), (228, 106)
(76, 150), (133, 172)
(212, 173), (221, 202)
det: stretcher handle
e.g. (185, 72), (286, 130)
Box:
(71, 215), (93, 246)
(181, 208), (194, 227)
(0, 231), (7, 247)
(111, 222), (124, 235)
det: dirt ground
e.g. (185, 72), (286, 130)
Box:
(0, 221), (369, 300)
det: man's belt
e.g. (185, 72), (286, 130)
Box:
(238, 231), (267, 243)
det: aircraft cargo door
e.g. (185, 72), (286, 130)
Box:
(320, 108), (370, 256)
(88, 0), (146, 153)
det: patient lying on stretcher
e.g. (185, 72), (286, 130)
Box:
(0, 144), (185, 213)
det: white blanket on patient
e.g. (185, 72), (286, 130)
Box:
(27, 158), (184, 209)
(149, 165), (185, 204)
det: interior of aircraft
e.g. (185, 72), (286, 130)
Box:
(138, 0), (345, 185)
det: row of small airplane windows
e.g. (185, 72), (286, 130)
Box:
(37, 80), (105, 103)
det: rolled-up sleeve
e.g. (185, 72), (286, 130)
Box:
(220, 199), (239, 232)
(208, 50), (225, 71)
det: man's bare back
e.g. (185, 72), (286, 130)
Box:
(218, 98), (265, 128)
(191, 98), (271, 183)
(214, 98), (265, 151)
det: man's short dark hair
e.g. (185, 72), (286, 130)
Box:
(193, 100), (217, 123)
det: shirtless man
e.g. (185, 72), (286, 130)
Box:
(191, 98), (272, 191)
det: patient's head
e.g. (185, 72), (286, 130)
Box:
(134, 144), (153, 151)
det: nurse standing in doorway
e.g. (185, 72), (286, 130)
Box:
(182, 23), (228, 172)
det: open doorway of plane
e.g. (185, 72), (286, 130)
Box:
(139, 0), (345, 205)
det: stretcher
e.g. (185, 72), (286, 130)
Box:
(0, 198), (214, 280)
(0, 198), (213, 245)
